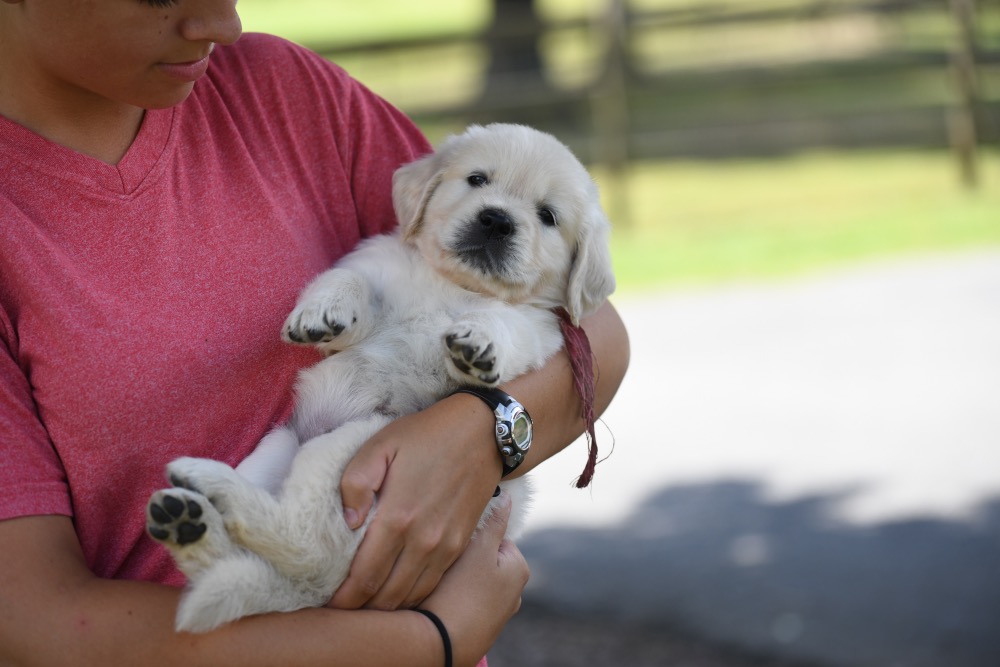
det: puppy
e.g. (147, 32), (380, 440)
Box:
(146, 123), (616, 632)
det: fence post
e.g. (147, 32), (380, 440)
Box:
(591, 0), (631, 226)
(483, 0), (546, 98)
(948, 0), (979, 188)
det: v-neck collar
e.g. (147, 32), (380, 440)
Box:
(0, 106), (174, 198)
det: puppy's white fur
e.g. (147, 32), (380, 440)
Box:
(147, 124), (616, 632)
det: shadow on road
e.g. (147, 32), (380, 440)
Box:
(491, 480), (1000, 667)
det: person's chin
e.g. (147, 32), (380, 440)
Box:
(139, 82), (198, 110)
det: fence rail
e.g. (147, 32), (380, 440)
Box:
(306, 0), (998, 185)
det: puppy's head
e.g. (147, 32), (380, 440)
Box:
(393, 124), (615, 324)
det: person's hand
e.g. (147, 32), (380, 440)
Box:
(419, 492), (529, 667)
(329, 394), (502, 610)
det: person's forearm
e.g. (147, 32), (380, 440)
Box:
(0, 517), (442, 667)
(506, 299), (629, 477)
(448, 299), (629, 481)
(67, 583), (440, 667)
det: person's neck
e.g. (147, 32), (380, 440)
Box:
(0, 95), (146, 166)
(0, 56), (145, 166)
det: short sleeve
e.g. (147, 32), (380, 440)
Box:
(0, 316), (72, 521)
(205, 34), (433, 243)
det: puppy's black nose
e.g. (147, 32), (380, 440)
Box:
(478, 208), (514, 237)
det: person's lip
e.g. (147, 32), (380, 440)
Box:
(158, 53), (212, 82)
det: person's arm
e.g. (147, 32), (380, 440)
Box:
(0, 496), (527, 667)
(332, 300), (629, 610)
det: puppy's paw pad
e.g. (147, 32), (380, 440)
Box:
(445, 327), (501, 385)
(283, 303), (355, 345)
(147, 489), (209, 547)
(282, 271), (371, 347)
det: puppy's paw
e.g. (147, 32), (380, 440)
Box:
(445, 324), (502, 386)
(147, 488), (210, 547)
(282, 270), (371, 348)
(283, 299), (354, 345)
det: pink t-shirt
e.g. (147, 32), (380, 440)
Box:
(0, 33), (430, 585)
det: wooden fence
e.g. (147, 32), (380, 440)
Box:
(305, 0), (999, 187)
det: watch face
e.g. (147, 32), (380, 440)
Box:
(510, 412), (532, 450)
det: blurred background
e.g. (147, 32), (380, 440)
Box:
(240, 2), (999, 665)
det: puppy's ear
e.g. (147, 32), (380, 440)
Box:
(393, 150), (445, 241)
(565, 205), (616, 325)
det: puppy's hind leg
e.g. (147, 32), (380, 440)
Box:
(235, 425), (300, 495)
(147, 487), (236, 581)
(176, 552), (321, 633)
(167, 456), (287, 543)
(234, 416), (390, 581)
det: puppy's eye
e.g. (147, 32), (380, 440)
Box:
(537, 207), (557, 227)
(467, 173), (488, 188)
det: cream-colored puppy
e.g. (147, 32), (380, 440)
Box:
(146, 124), (615, 632)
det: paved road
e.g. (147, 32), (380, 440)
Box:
(491, 249), (1000, 667)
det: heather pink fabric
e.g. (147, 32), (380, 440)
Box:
(0, 33), (430, 586)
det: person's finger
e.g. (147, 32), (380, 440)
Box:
(363, 547), (422, 611)
(475, 491), (512, 546)
(497, 537), (527, 566)
(400, 555), (456, 609)
(328, 525), (403, 609)
(369, 518), (467, 610)
(338, 444), (390, 530)
(367, 549), (447, 611)
(496, 538), (530, 603)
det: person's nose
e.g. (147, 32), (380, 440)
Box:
(180, 0), (242, 46)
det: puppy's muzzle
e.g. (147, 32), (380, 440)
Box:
(455, 207), (516, 276)
(478, 207), (514, 238)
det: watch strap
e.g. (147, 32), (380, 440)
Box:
(454, 385), (515, 410)
(453, 386), (526, 476)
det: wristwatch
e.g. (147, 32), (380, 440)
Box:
(454, 386), (532, 476)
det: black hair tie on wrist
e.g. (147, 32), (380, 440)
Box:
(416, 608), (453, 667)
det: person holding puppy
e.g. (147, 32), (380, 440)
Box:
(0, 1), (630, 666)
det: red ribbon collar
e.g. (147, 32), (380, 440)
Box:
(554, 308), (598, 488)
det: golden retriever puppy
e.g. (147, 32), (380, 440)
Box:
(146, 124), (616, 632)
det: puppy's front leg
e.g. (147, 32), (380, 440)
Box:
(444, 312), (504, 386)
(282, 268), (375, 353)
(445, 306), (561, 387)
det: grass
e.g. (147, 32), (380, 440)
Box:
(237, 0), (489, 46)
(603, 149), (1000, 292)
